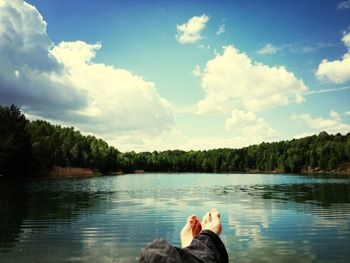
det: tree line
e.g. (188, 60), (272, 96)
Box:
(1, 104), (349, 177)
(120, 132), (350, 173)
(0, 105), (119, 176)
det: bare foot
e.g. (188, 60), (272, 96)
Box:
(201, 208), (222, 236)
(180, 215), (201, 248)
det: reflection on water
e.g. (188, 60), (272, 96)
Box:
(0, 173), (350, 262)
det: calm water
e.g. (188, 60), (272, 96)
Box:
(1, 173), (350, 262)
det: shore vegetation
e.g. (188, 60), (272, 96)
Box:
(1, 104), (349, 177)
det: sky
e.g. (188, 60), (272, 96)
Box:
(1, 0), (350, 152)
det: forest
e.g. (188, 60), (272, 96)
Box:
(1, 104), (350, 177)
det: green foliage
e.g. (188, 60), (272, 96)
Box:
(0, 105), (120, 176)
(118, 132), (350, 173)
(27, 120), (120, 173)
(1, 104), (349, 176)
(0, 105), (32, 176)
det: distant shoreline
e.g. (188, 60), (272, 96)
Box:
(1, 166), (349, 180)
(44, 164), (350, 178)
(47, 166), (99, 178)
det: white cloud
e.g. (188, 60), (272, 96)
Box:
(176, 14), (209, 44)
(191, 65), (201, 77)
(330, 110), (341, 121)
(305, 86), (350, 95)
(287, 44), (314, 54)
(293, 131), (316, 139)
(337, 0), (350, 9)
(257, 42), (332, 56)
(0, 1), (174, 139)
(316, 32), (350, 84)
(225, 109), (278, 141)
(291, 111), (350, 134)
(110, 123), (279, 152)
(165, 134), (273, 151)
(257, 43), (314, 55)
(106, 127), (227, 152)
(51, 41), (174, 134)
(216, 24), (225, 35)
(198, 44), (210, 50)
(196, 46), (308, 114)
(257, 43), (280, 55)
(0, 0), (86, 114)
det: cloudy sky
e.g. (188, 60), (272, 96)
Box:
(1, 0), (350, 152)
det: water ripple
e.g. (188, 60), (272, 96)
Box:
(1, 173), (350, 262)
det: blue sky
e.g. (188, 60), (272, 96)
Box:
(1, 0), (350, 151)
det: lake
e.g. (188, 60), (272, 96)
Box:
(1, 173), (350, 262)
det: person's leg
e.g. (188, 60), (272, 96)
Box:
(180, 215), (201, 248)
(182, 209), (228, 263)
(140, 209), (227, 262)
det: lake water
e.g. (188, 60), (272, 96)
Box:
(1, 173), (350, 262)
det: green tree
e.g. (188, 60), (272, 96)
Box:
(0, 105), (33, 176)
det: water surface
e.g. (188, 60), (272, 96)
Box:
(1, 173), (350, 262)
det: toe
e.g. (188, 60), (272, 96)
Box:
(210, 208), (219, 213)
(210, 208), (220, 218)
(187, 215), (197, 226)
(192, 218), (202, 236)
(202, 211), (211, 226)
(206, 211), (212, 221)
